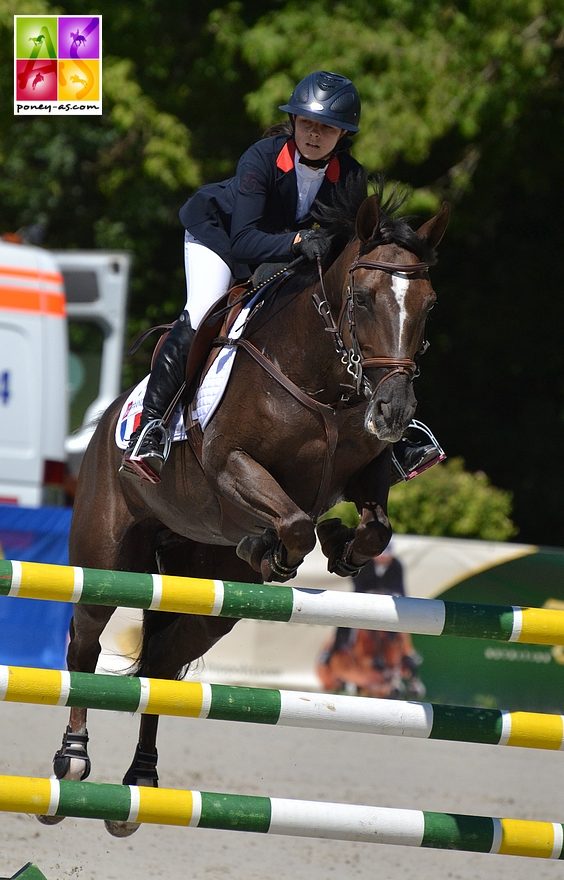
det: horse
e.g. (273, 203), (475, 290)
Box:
(40, 178), (449, 836)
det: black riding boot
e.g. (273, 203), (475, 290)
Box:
(120, 311), (195, 483)
(391, 420), (446, 485)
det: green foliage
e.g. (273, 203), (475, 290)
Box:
(233, 0), (563, 175)
(389, 458), (517, 540)
(323, 458), (517, 541)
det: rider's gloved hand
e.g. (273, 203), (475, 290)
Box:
(292, 229), (331, 262)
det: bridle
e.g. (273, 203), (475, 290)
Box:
(311, 253), (432, 401)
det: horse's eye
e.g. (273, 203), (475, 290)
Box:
(355, 292), (371, 310)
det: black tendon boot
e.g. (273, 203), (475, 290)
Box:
(391, 419), (446, 484)
(120, 311), (195, 483)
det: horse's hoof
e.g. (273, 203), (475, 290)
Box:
(237, 534), (269, 573)
(104, 819), (140, 837)
(36, 813), (65, 826)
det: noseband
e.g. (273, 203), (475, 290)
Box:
(313, 255), (431, 400)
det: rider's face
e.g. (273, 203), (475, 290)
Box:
(293, 116), (344, 162)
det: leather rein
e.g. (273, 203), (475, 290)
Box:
(218, 252), (432, 518)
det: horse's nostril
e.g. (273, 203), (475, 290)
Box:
(380, 401), (391, 420)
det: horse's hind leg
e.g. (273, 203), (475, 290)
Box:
(105, 541), (260, 838)
(39, 398), (160, 825)
(36, 603), (116, 827)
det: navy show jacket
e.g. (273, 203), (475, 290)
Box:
(178, 134), (364, 279)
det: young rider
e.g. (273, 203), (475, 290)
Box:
(121, 70), (443, 483)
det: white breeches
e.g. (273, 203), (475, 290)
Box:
(183, 231), (233, 329)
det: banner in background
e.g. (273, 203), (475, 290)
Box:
(0, 505), (73, 668)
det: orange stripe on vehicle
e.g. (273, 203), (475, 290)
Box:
(0, 265), (63, 284)
(0, 286), (66, 316)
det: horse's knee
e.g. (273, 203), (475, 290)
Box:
(280, 511), (316, 558)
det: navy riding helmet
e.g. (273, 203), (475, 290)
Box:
(279, 70), (361, 133)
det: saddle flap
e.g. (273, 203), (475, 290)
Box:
(185, 283), (249, 395)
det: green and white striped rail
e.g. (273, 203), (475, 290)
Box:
(0, 774), (562, 859)
(0, 866), (49, 880)
(1, 560), (564, 645)
(2, 665), (564, 752)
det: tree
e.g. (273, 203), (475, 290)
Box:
(322, 458), (517, 541)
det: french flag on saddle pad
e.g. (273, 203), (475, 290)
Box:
(115, 376), (149, 449)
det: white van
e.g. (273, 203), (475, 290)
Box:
(0, 240), (130, 505)
(0, 240), (68, 505)
(54, 250), (130, 480)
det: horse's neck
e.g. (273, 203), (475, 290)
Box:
(249, 242), (359, 395)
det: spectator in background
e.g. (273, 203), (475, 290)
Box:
(317, 541), (425, 698)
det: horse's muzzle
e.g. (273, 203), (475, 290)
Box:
(364, 374), (417, 441)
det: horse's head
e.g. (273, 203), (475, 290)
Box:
(345, 194), (449, 442)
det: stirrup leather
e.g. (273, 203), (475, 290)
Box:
(391, 419), (446, 481)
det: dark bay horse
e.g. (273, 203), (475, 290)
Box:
(41, 182), (448, 835)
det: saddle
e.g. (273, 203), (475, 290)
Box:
(184, 261), (292, 396)
(127, 266), (294, 463)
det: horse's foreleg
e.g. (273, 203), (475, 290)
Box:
(214, 451), (316, 581)
(317, 454), (393, 575)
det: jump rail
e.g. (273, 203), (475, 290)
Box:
(0, 866), (48, 880)
(0, 862), (46, 880)
(1, 560), (564, 645)
(2, 665), (563, 752)
(0, 774), (562, 859)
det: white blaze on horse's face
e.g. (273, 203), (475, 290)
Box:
(391, 272), (410, 351)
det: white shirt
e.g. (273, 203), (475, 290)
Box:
(294, 149), (327, 221)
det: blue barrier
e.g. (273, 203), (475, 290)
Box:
(0, 506), (73, 667)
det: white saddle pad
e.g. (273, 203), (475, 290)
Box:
(115, 305), (250, 449)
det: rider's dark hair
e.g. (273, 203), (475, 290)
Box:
(262, 121), (293, 138)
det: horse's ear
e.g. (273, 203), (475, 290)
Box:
(416, 201), (450, 249)
(356, 195), (381, 243)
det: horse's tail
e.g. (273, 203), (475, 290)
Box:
(135, 610), (191, 680)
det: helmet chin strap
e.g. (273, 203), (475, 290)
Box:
(298, 154), (330, 169)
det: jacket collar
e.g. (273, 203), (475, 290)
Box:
(276, 139), (340, 182)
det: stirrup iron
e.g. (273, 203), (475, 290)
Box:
(129, 420), (172, 461)
(391, 418), (446, 481)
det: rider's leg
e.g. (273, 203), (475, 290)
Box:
(120, 234), (232, 483)
(391, 420), (446, 484)
(120, 312), (194, 481)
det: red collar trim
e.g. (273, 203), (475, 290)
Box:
(276, 140), (296, 172)
(326, 155), (340, 182)
(276, 139), (341, 182)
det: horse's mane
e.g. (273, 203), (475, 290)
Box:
(311, 171), (438, 266)
(273, 173), (437, 301)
